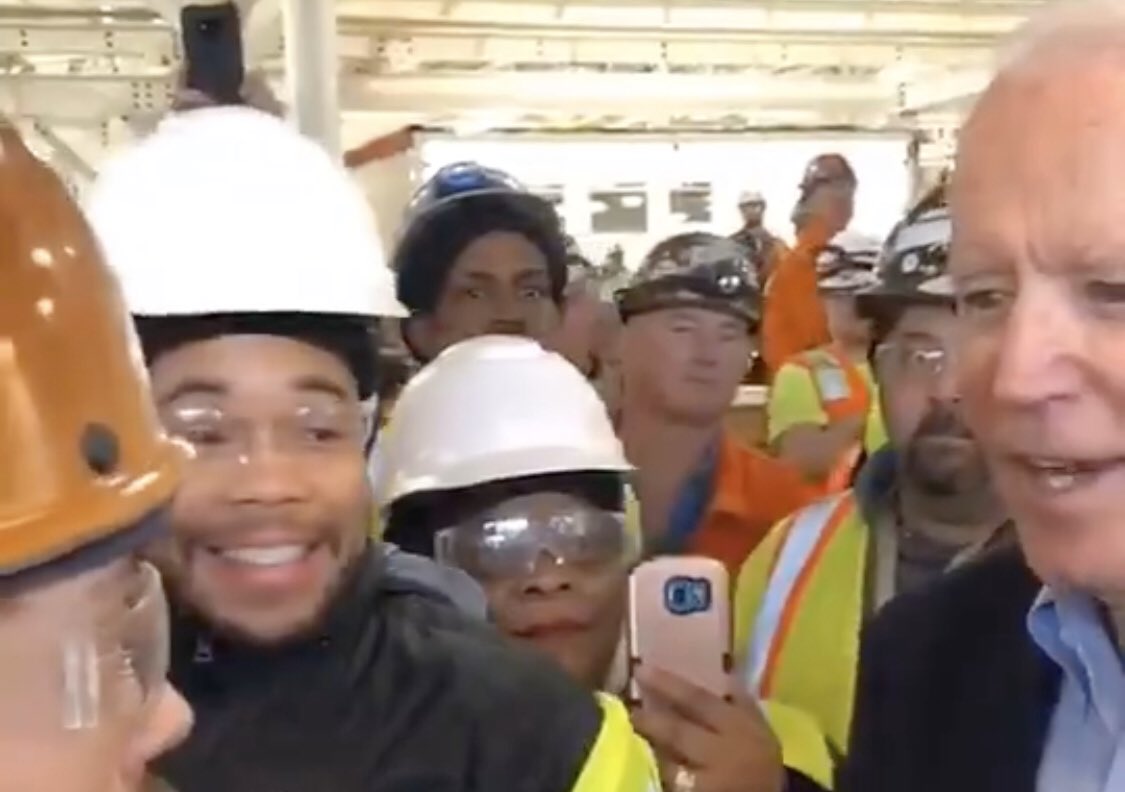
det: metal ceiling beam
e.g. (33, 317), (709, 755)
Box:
(0, 19), (1002, 76)
(368, 36), (997, 72)
(342, 0), (1044, 18)
(0, 22), (175, 63)
(0, 6), (162, 23)
(0, 73), (170, 121)
(343, 70), (897, 115)
(899, 67), (992, 113)
(346, 16), (1009, 46)
(341, 0), (1047, 17)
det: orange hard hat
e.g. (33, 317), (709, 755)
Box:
(0, 123), (182, 578)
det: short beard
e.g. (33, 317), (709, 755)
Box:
(902, 442), (995, 523)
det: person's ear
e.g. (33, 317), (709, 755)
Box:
(401, 315), (438, 363)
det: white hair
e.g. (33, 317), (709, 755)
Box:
(998, 0), (1125, 74)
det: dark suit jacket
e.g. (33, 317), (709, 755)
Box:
(838, 547), (1062, 792)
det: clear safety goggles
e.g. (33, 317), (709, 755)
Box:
(435, 499), (638, 580)
(162, 402), (373, 465)
(0, 561), (170, 734)
(875, 339), (952, 383)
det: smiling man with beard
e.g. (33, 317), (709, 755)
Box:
(85, 106), (649, 792)
(731, 186), (1010, 783)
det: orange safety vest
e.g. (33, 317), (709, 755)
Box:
(789, 345), (871, 494)
(745, 493), (858, 698)
(736, 490), (1009, 755)
(738, 492), (865, 754)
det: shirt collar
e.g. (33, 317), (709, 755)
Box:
(1028, 587), (1125, 734)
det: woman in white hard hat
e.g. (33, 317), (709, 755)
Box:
(377, 335), (636, 686)
(376, 335), (827, 792)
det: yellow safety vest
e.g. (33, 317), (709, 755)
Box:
(734, 492), (868, 760)
(573, 694), (662, 792)
(580, 693), (835, 792)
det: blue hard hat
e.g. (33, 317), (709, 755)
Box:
(392, 162), (566, 314)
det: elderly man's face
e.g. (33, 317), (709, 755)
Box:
(952, 54), (1125, 595)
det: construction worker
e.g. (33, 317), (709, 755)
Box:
(767, 230), (888, 490)
(0, 123), (190, 791)
(392, 162), (568, 361)
(375, 335), (644, 688)
(761, 154), (857, 377)
(731, 189), (787, 282)
(615, 232), (813, 578)
(732, 187), (1010, 774)
(88, 104), (676, 792)
(376, 335), (830, 792)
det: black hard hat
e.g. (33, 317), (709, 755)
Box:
(615, 232), (761, 327)
(815, 231), (881, 295)
(856, 185), (953, 314)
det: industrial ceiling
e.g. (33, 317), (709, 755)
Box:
(0, 0), (1048, 189)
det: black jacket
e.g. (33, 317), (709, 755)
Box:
(838, 547), (1061, 792)
(157, 545), (603, 792)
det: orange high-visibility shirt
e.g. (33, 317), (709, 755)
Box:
(761, 220), (833, 378)
(687, 432), (817, 580)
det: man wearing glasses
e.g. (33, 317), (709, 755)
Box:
(730, 185), (1011, 784)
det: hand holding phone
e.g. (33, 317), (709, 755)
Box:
(631, 667), (785, 792)
(627, 556), (731, 702)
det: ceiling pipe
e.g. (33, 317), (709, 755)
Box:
(342, 16), (1011, 47)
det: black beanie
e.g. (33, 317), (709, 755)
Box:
(394, 193), (568, 316)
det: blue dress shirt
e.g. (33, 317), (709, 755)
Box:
(1028, 589), (1125, 792)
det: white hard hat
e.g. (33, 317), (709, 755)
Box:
(374, 335), (630, 508)
(816, 230), (882, 293)
(86, 106), (406, 319)
(738, 190), (765, 206)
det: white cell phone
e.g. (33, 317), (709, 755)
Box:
(627, 555), (731, 703)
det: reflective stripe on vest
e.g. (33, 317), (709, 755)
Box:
(795, 346), (869, 423)
(743, 493), (854, 696)
(795, 346), (869, 494)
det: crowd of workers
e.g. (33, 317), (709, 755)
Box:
(4, 1), (1125, 791)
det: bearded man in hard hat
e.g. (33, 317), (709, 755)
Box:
(761, 154), (857, 377)
(615, 232), (813, 579)
(86, 105), (660, 792)
(376, 335), (828, 792)
(733, 186), (1009, 782)
(393, 162), (568, 361)
(0, 123), (190, 792)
